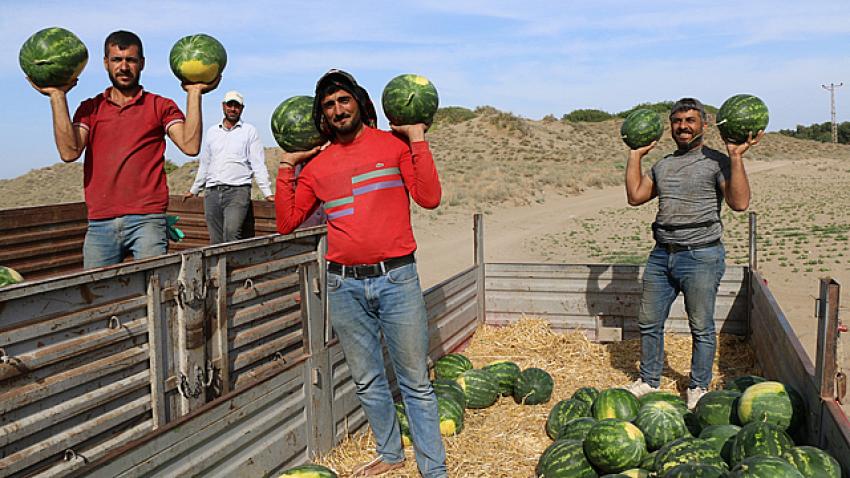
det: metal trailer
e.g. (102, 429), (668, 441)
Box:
(1, 208), (849, 477)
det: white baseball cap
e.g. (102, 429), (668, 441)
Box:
(223, 90), (244, 105)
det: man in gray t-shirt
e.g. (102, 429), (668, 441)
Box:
(623, 98), (763, 410)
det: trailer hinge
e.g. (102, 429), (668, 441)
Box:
(837, 371), (847, 403)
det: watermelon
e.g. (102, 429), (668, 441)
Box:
(662, 463), (728, 478)
(168, 34), (226, 83)
(634, 401), (688, 451)
(592, 388), (640, 421)
(433, 378), (466, 407)
(572, 386), (600, 405)
(728, 455), (804, 478)
(556, 416), (597, 442)
(434, 353), (472, 380)
(584, 418), (647, 474)
(730, 420), (794, 465)
(545, 398), (592, 440)
(621, 108), (664, 149)
(381, 74), (439, 126)
(394, 401), (412, 447)
(482, 360), (521, 396)
(19, 27), (88, 88)
(0, 266), (24, 287)
(724, 375), (767, 393)
(737, 381), (797, 430)
(684, 410), (703, 437)
(535, 439), (597, 478)
(783, 446), (841, 478)
(436, 396), (464, 436)
(654, 437), (728, 476)
(513, 367), (554, 405)
(695, 389), (742, 428)
(271, 96), (325, 152)
(715, 94), (769, 144)
(639, 391), (688, 416)
(699, 424), (741, 464)
(600, 472), (649, 478)
(278, 463), (338, 477)
(456, 368), (499, 409)
(639, 450), (658, 472)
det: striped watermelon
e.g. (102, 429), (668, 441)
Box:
(19, 27), (88, 88)
(634, 401), (688, 451)
(724, 375), (767, 393)
(556, 416), (597, 442)
(639, 391), (687, 416)
(599, 471), (649, 478)
(654, 437), (728, 476)
(572, 386), (600, 405)
(715, 94), (769, 144)
(592, 388), (640, 421)
(782, 446), (841, 478)
(483, 360), (521, 396)
(271, 96), (325, 152)
(545, 398), (592, 440)
(433, 378), (466, 407)
(728, 455), (804, 478)
(168, 34), (226, 83)
(584, 418), (647, 474)
(699, 424), (740, 464)
(513, 368), (554, 405)
(621, 109), (664, 149)
(278, 463), (339, 477)
(437, 396), (464, 436)
(434, 353), (473, 380)
(456, 369), (499, 409)
(535, 439), (597, 478)
(730, 420), (794, 465)
(662, 463), (729, 477)
(684, 410), (703, 437)
(737, 381), (797, 430)
(381, 74), (439, 125)
(695, 389), (742, 428)
(0, 266), (24, 287)
(639, 450), (658, 472)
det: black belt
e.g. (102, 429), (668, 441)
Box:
(327, 253), (416, 279)
(657, 239), (722, 254)
(207, 184), (250, 190)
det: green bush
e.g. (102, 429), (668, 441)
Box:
(562, 109), (613, 122)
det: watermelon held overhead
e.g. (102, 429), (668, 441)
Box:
(19, 27), (88, 88)
(381, 74), (439, 126)
(620, 108), (664, 150)
(169, 34), (227, 83)
(715, 94), (769, 144)
(271, 96), (325, 152)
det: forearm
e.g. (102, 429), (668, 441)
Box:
(275, 166), (311, 234)
(625, 151), (651, 206)
(725, 155), (751, 211)
(408, 141), (441, 208)
(49, 92), (83, 161)
(179, 90), (203, 155)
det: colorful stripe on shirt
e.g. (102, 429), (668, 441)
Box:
(324, 167), (404, 221)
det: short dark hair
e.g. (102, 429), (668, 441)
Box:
(104, 30), (143, 58)
(670, 97), (706, 121)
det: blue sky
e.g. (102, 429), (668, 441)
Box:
(2, 0), (850, 179)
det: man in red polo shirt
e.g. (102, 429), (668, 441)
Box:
(29, 30), (218, 268)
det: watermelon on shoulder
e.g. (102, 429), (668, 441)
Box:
(169, 33), (226, 83)
(278, 463), (338, 477)
(620, 108), (664, 150)
(715, 94), (769, 144)
(271, 96), (325, 152)
(381, 74), (439, 126)
(19, 27), (88, 88)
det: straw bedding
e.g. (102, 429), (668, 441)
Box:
(314, 317), (761, 477)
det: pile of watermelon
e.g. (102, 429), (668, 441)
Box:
(535, 375), (842, 477)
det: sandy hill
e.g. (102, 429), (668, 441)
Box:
(2, 108), (849, 210)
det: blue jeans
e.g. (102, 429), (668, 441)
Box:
(637, 243), (726, 389)
(328, 263), (447, 478)
(83, 214), (168, 269)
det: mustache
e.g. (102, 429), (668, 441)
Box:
(333, 113), (350, 121)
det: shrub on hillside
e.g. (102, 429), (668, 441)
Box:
(433, 106), (477, 125)
(562, 109), (613, 122)
(164, 159), (178, 174)
(779, 121), (850, 144)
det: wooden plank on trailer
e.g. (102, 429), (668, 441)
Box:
(229, 312), (302, 350)
(426, 281), (477, 321)
(428, 300), (479, 360)
(213, 257), (230, 396)
(424, 267), (477, 310)
(230, 293), (300, 328)
(818, 399), (850, 477)
(147, 274), (167, 429)
(227, 252), (316, 283)
(231, 329), (304, 373)
(229, 272), (300, 305)
(176, 252), (206, 415)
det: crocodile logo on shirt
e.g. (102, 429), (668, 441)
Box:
(375, 163), (384, 168)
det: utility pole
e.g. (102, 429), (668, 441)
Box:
(822, 82), (843, 143)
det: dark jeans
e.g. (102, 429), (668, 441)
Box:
(204, 185), (252, 245)
(83, 213), (168, 269)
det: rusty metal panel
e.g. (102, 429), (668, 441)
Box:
(484, 263), (748, 338)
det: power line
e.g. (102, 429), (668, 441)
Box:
(822, 82), (843, 143)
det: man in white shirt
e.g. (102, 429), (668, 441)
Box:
(186, 90), (273, 244)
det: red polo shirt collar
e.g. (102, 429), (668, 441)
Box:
(102, 86), (146, 108)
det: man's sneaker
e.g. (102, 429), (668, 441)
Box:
(625, 378), (657, 398)
(687, 386), (708, 410)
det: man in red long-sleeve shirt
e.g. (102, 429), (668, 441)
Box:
(276, 70), (447, 478)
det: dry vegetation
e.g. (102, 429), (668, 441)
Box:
(316, 318), (760, 477)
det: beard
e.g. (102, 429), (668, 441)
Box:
(108, 69), (140, 93)
(328, 112), (362, 136)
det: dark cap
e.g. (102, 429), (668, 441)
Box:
(670, 97), (706, 120)
(313, 69), (378, 139)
